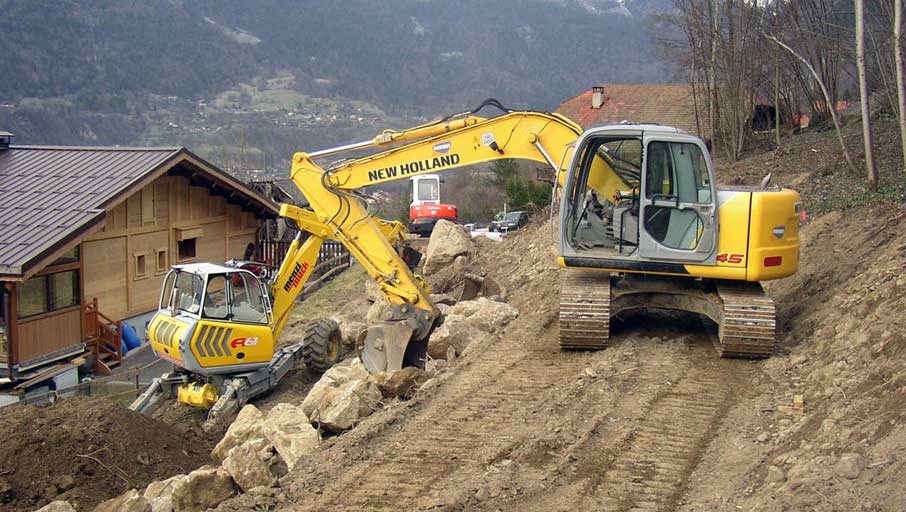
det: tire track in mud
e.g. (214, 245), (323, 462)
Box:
(296, 336), (592, 511)
(548, 339), (753, 512)
(291, 315), (757, 512)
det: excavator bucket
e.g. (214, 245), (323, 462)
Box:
(359, 322), (415, 373)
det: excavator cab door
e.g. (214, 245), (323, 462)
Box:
(637, 135), (718, 264)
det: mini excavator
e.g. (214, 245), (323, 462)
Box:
(131, 100), (800, 424)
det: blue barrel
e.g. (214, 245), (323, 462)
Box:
(121, 323), (141, 351)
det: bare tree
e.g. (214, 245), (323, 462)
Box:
(765, 34), (857, 172)
(897, 0), (906, 172)
(856, 0), (878, 190)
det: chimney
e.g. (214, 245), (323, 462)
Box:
(591, 86), (606, 109)
(0, 131), (12, 151)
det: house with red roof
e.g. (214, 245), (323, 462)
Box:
(556, 84), (711, 141)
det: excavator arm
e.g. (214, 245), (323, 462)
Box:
(275, 101), (629, 372)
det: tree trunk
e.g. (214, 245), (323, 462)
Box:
(773, 6), (781, 150)
(896, 0), (906, 173)
(765, 34), (857, 173)
(709, 0), (719, 147)
(856, 0), (878, 190)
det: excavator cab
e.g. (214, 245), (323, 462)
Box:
(560, 126), (718, 267)
(149, 263), (277, 375)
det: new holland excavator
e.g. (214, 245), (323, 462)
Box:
(131, 100), (800, 423)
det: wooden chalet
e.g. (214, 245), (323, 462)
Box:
(0, 132), (278, 383)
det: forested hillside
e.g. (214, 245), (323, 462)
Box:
(0, 0), (672, 162)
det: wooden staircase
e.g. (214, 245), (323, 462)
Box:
(83, 299), (122, 376)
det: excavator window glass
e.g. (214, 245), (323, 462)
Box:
(566, 136), (642, 255)
(643, 141), (709, 250)
(174, 272), (204, 316)
(231, 272), (268, 324)
(203, 275), (229, 319)
(416, 179), (439, 202)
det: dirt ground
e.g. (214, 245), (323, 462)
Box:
(5, 118), (905, 512)
(0, 397), (213, 511)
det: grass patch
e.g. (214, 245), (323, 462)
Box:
(810, 181), (906, 215)
(289, 265), (368, 324)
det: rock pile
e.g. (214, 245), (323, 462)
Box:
(77, 403), (318, 512)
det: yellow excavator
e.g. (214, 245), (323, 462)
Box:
(131, 100), (800, 423)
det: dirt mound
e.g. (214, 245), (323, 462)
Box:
(679, 204), (906, 512)
(0, 397), (213, 512)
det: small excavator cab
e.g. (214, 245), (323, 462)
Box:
(149, 263), (277, 375)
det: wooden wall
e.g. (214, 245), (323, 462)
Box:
(16, 307), (82, 362)
(83, 174), (260, 320)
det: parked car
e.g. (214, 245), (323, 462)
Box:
(497, 211), (529, 232)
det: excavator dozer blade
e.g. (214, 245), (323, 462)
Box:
(360, 322), (415, 373)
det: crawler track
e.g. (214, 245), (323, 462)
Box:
(559, 269), (611, 350)
(715, 281), (776, 358)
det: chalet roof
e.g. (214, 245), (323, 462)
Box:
(556, 84), (709, 139)
(0, 145), (278, 280)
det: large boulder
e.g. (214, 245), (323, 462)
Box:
(317, 380), (382, 432)
(449, 297), (519, 334)
(222, 443), (276, 492)
(93, 489), (151, 512)
(365, 301), (388, 324)
(369, 367), (432, 399)
(301, 360), (369, 417)
(211, 405), (270, 463)
(330, 298), (371, 347)
(302, 361), (382, 432)
(427, 314), (492, 359)
(35, 502), (77, 512)
(261, 403), (320, 471)
(170, 466), (237, 512)
(143, 475), (186, 512)
(423, 220), (474, 275)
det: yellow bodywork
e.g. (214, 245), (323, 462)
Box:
(557, 188), (801, 282)
(178, 382), (219, 409)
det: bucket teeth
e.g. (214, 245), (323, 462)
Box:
(559, 270), (611, 350)
(715, 281), (776, 358)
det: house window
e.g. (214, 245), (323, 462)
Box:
(178, 238), (197, 261)
(134, 253), (148, 279)
(18, 270), (80, 318)
(50, 271), (79, 310)
(156, 249), (168, 274)
(0, 287), (6, 323)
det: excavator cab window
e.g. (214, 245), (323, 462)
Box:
(171, 271), (204, 316)
(416, 179), (439, 202)
(643, 141), (710, 250)
(566, 136), (642, 256)
(190, 271), (270, 324)
(203, 275), (229, 319)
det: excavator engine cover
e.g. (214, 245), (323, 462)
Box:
(178, 382), (219, 409)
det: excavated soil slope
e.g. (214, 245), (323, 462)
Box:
(217, 120), (906, 511)
(0, 397), (213, 511)
(218, 218), (773, 512)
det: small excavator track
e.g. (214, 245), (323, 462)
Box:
(715, 281), (776, 358)
(558, 269), (611, 350)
